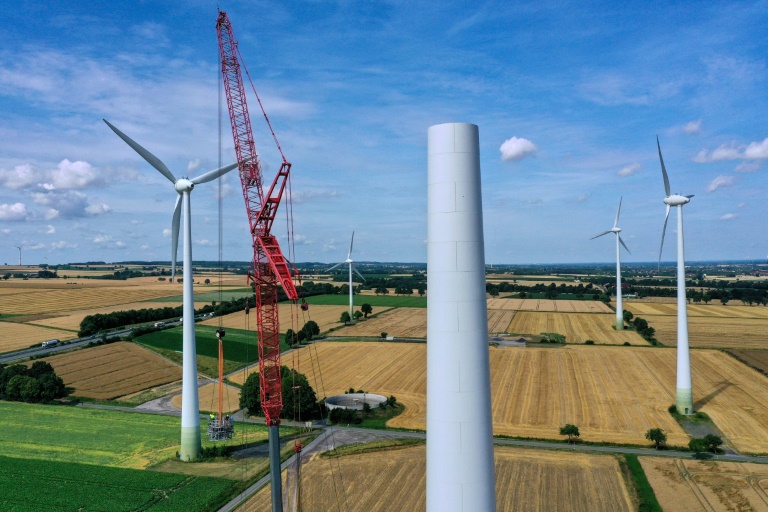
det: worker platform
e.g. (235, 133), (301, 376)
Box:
(207, 417), (234, 440)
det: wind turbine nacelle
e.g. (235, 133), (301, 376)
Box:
(664, 194), (691, 206)
(175, 179), (195, 193)
(611, 227), (622, 234)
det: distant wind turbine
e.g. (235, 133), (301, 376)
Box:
(328, 231), (365, 319)
(658, 136), (695, 416)
(104, 119), (240, 460)
(591, 197), (630, 330)
(13, 244), (24, 266)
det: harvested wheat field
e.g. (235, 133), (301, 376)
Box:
(487, 298), (612, 313)
(507, 311), (647, 344)
(0, 322), (75, 352)
(170, 382), (241, 414)
(641, 457), (768, 512)
(199, 304), (345, 334)
(642, 314), (768, 349)
(727, 349), (768, 374)
(36, 342), (182, 400)
(243, 445), (633, 512)
(488, 309), (517, 333)
(626, 303), (768, 319)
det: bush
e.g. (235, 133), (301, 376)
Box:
(328, 408), (361, 425)
(668, 404), (678, 414)
(623, 342), (631, 346)
(584, 340), (595, 345)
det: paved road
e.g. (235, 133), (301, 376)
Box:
(0, 328), (134, 364)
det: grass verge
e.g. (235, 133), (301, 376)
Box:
(623, 454), (663, 512)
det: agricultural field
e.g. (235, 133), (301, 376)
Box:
(332, 307), (516, 338)
(641, 314), (768, 349)
(0, 401), (269, 468)
(171, 382), (241, 414)
(640, 457), (768, 512)
(487, 298), (612, 313)
(726, 349), (768, 374)
(304, 293), (427, 308)
(243, 445), (634, 512)
(0, 321), (75, 352)
(34, 342), (182, 400)
(506, 311), (647, 344)
(0, 454), (235, 512)
(625, 303), (768, 319)
(199, 303), (345, 335)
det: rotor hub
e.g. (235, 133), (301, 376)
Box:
(175, 179), (194, 193)
(664, 194), (690, 206)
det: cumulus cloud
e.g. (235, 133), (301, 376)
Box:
(187, 159), (201, 173)
(45, 225), (56, 234)
(93, 234), (113, 244)
(683, 119), (702, 135)
(500, 137), (538, 161)
(720, 213), (737, 221)
(196, 239), (212, 246)
(734, 161), (760, 173)
(0, 202), (27, 221)
(51, 241), (77, 249)
(85, 203), (112, 215)
(617, 163), (641, 177)
(695, 138), (768, 162)
(0, 164), (40, 190)
(44, 209), (59, 220)
(162, 228), (172, 237)
(49, 159), (104, 189)
(32, 190), (92, 218)
(706, 175), (735, 192)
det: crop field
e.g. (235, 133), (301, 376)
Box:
(243, 445), (633, 512)
(726, 349), (768, 374)
(506, 311), (647, 344)
(35, 342), (182, 400)
(487, 298), (612, 313)
(640, 457), (768, 512)
(0, 401), (270, 469)
(332, 307), (516, 338)
(199, 304), (345, 335)
(0, 321), (75, 352)
(641, 314), (768, 349)
(171, 382), (241, 414)
(625, 303), (768, 319)
(0, 454), (235, 512)
(304, 293), (427, 308)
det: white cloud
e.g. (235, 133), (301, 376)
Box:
(720, 213), (737, 220)
(0, 164), (40, 190)
(32, 190), (91, 218)
(706, 175), (735, 192)
(26, 243), (45, 250)
(93, 234), (112, 244)
(44, 209), (59, 220)
(187, 159), (201, 173)
(50, 159), (103, 189)
(617, 163), (641, 177)
(0, 202), (27, 221)
(734, 161), (760, 173)
(115, 241), (126, 248)
(85, 203), (112, 215)
(500, 137), (538, 162)
(683, 119), (702, 135)
(695, 138), (768, 162)
(196, 239), (212, 246)
(162, 228), (171, 237)
(141, 243), (150, 250)
(45, 225), (56, 234)
(51, 241), (77, 249)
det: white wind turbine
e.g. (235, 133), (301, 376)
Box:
(591, 197), (630, 330)
(328, 231), (365, 319)
(13, 244), (23, 266)
(657, 136), (695, 416)
(104, 119), (240, 460)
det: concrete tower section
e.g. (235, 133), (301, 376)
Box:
(426, 123), (496, 512)
(675, 206), (693, 415)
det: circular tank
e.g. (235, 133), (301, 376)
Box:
(325, 393), (387, 411)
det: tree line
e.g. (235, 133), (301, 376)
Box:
(0, 362), (67, 404)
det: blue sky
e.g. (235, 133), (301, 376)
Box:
(1, 0), (766, 265)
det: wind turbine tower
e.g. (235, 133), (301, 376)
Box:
(657, 136), (695, 415)
(328, 232), (365, 319)
(105, 119), (239, 459)
(14, 244), (23, 266)
(591, 198), (630, 330)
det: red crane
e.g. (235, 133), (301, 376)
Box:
(216, 11), (300, 511)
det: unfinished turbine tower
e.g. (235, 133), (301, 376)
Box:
(591, 197), (630, 330)
(104, 119), (239, 459)
(657, 136), (695, 415)
(426, 123), (496, 511)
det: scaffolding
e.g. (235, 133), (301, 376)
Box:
(208, 328), (234, 440)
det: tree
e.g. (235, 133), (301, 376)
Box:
(704, 434), (723, 453)
(559, 424), (580, 443)
(240, 366), (319, 419)
(340, 311), (351, 324)
(688, 438), (708, 455)
(519, 291), (527, 299)
(623, 310), (634, 323)
(301, 320), (320, 341)
(702, 293), (711, 304)
(204, 278), (211, 285)
(418, 285), (426, 297)
(361, 303), (373, 318)
(353, 310), (363, 320)
(721, 297), (730, 306)
(645, 428), (667, 450)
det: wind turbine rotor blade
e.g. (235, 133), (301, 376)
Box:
(103, 119), (177, 184)
(685, 194), (694, 199)
(614, 197), (623, 228)
(657, 136), (671, 196)
(353, 265), (366, 282)
(190, 161), (239, 185)
(348, 231), (355, 260)
(619, 235), (631, 254)
(327, 262), (344, 272)
(590, 230), (613, 240)
(171, 194), (182, 281)
(658, 204), (670, 267)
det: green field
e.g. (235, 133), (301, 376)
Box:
(135, 325), (289, 367)
(0, 402), (269, 468)
(0, 455), (234, 512)
(301, 294), (427, 308)
(150, 288), (252, 303)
